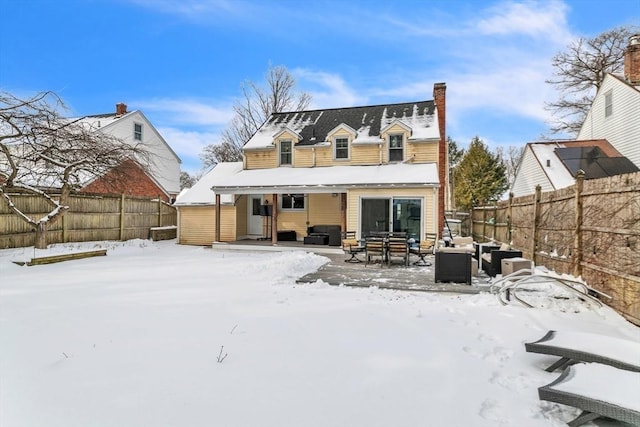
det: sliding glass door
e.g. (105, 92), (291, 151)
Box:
(361, 197), (422, 241)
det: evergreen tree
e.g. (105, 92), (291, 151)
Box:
(453, 137), (508, 210)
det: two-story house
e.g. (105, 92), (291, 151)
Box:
(176, 83), (448, 246)
(577, 34), (640, 167)
(511, 35), (640, 197)
(71, 103), (182, 202)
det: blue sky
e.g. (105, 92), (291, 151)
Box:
(1, 0), (638, 174)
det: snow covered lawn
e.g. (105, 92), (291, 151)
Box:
(1, 240), (638, 427)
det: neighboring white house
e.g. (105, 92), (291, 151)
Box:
(577, 34), (640, 168)
(71, 103), (182, 200)
(511, 139), (638, 197)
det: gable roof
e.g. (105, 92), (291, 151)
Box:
(69, 110), (182, 163)
(244, 100), (438, 150)
(518, 139), (637, 191)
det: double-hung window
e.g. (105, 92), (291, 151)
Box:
(134, 123), (143, 141)
(280, 140), (292, 165)
(335, 137), (349, 160)
(281, 193), (305, 210)
(604, 90), (613, 118)
(389, 134), (403, 162)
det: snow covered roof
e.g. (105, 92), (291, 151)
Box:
(527, 139), (635, 190)
(243, 100), (439, 150)
(175, 162), (439, 205)
(174, 162), (243, 205)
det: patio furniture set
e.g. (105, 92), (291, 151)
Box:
(341, 231), (436, 267)
(525, 330), (640, 426)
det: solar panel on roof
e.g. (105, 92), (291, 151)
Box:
(555, 146), (639, 179)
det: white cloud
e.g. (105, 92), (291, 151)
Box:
(134, 98), (234, 127)
(157, 126), (221, 173)
(293, 69), (365, 109)
(476, 0), (571, 42)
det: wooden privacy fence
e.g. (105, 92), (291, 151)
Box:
(472, 171), (640, 325)
(0, 193), (177, 249)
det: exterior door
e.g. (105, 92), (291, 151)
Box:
(361, 197), (422, 241)
(247, 195), (263, 236)
(361, 198), (390, 237)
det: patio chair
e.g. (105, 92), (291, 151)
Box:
(364, 237), (385, 266)
(538, 363), (640, 426)
(342, 231), (364, 263)
(525, 330), (640, 373)
(386, 236), (409, 266)
(410, 234), (435, 266)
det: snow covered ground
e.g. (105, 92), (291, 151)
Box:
(1, 239), (638, 427)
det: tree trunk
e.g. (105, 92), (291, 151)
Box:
(35, 222), (48, 249)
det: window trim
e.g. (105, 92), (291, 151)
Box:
(279, 139), (293, 166)
(334, 136), (350, 160)
(134, 122), (143, 141)
(388, 133), (404, 162)
(280, 193), (305, 210)
(604, 90), (613, 118)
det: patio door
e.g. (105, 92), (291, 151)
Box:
(361, 197), (422, 241)
(247, 195), (263, 236)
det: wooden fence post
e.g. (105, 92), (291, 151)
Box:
(482, 208), (487, 242)
(532, 185), (541, 265)
(158, 197), (162, 227)
(119, 194), (125, 241)
(508, 192), (514, 244)
(62, 212), (68, 243)
(574, 171), (585, 277)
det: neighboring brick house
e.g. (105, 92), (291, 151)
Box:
(176, 83), (449, 246)
(71, 103), (182, 202)
(80, 159), (169, 200)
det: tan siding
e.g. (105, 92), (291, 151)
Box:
(178, 206), (216, 245)
(178, 205), (237, 244)
(219, 205), (237, 242)
(308, 193), (342, 226)
(294, 149), (314, 167)
(352, 144), (382, 165)
(276, 210), (308, 239)
(245, 150), (277, 169)
(407, 141), (438, 163)
(346, 187), (438, 239)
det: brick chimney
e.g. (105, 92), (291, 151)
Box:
(433, 82), (447, 238)
(115, 103), (128, 117)
(624, 34), (640, 85)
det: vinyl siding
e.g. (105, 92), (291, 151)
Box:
(235, 195), (248, 237)
(407, 141), (438, 163)
(346, 187), (437, 239)
(511, 148), (554, 197)
(178, 206), (216, 245)
(245, 150), (277, 169)
(578, 76), (640, 167)
(178, 205), (237, 245)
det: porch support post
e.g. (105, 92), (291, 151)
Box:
(271, 193), (278, 243)
(340, 193), (347, 235)
(215, 193), (221, 243)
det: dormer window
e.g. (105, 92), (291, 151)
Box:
(389, 134), (404, 161)
(335, 137), (349, 160)
(134, 123), (143, 141)
(280, 140), (292, 165)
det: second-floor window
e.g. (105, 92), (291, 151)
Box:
(134, 123), (143, 141)
(280, 140), (292, 165)
(605, 90), (613, 118)
(335, 137), (349, 159)
(389, 134), (403, 162)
